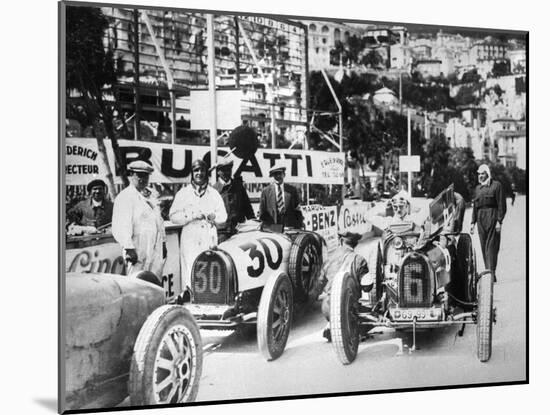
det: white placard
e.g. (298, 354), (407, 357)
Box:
(399, 155), (421, 172)
(189, 89), (242, 130)
(337, 201), (374, 235)
(301, 204), (339, 253)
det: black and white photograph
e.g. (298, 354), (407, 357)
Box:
(56, 0), (530, 413)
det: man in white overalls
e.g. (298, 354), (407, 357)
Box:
(112, 160), (166, 280)
(169, 159), (227, 292)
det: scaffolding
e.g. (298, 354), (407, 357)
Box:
(67, 6), (309, 148)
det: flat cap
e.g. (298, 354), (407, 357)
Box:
(269, 162), (286, 176)
(127, 160), (154, 173)
(87, 179), (106, 192)
(338, 231), (362, 244)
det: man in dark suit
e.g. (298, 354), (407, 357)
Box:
(259, 163), (303, 229)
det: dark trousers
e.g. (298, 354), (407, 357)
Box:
(476, 208), (501, 273)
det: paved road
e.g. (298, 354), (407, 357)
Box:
(195, 196), (527, 402)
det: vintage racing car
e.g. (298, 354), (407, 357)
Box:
(63, 272), (203, 411)
(185, 221), (325, 361)
(329, 186), (495, 365)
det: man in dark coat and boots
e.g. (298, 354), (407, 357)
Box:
(213, 158), (255, 243)
(470, 164), (507, 282)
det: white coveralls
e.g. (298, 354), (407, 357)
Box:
(169, 185), (227, 289)
(112, 185), (166, 278)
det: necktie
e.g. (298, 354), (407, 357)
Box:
(277, 184), (285, 215)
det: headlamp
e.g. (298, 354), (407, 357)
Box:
(392, 236), (404, 249)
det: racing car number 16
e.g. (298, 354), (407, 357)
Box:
(239, 237), (283, 278)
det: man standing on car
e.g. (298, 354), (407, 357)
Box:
(470, 164), (506, 282)
(315, 232), (373, 342)
(67, 179), (113, 229)
(112, 160), (166, 279)
(259, 162), (303, 229)
(212, 158), (255, 242)
(169, 159), (227, 291)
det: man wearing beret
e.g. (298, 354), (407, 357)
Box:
(212, 158), (255, 242)
(112, 160), (166, 279)
(259, 162), (303, 230)
(470, 164), (506, 282)
(315, 231), (373, 342)
(67, 179), (113, 228)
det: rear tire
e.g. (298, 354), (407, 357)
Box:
(476, 271), (494, 362)
(129, 305), (203, 405)
(330, 271), (360, 365)
(257, 272), (293, 361)
(289, 233), (322, 302)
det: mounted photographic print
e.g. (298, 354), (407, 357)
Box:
(59, 0), (528, 413)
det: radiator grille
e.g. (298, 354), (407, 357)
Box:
(399, 255), (432, 307)
(191, 251), (230, 304)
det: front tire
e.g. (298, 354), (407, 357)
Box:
(330, 271), (360, 365)
(257, 272), (293, 361)
(476, 271), (494, 362)
(129, 305), (203, 405)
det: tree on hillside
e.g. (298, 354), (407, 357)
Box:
(492, 60), (510, 77)
(487, 162), (513, 197)
(460, 69), (481, 84)
(361, 49), (384, 69)
(454, 84), (480, 106)
(507, 166), (526, 194)
(448, 147), (478, 201)
(66, 5), (127, 195)
(347, 35), (364, 64)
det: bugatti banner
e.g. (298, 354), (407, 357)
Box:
(65, 138), (345, 185)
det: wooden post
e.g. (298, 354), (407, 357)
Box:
(234, 17), (240, 88)
(407, 109), (412, 194)
(207, 14), (218, 183)
(133, 9), (141, 141)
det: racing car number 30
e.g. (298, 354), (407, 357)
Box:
(239, 237), (283, 278)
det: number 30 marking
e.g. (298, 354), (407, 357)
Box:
(194, 260), (222, 293)
(239, 237), (283, 278)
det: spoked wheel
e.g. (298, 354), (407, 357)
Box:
(330, 271), (360, 365)
(257, 272), (293, 361)
(289, 233), (322, 302)
(476, 270), (494, 362)
(129, 305), (203, 405)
